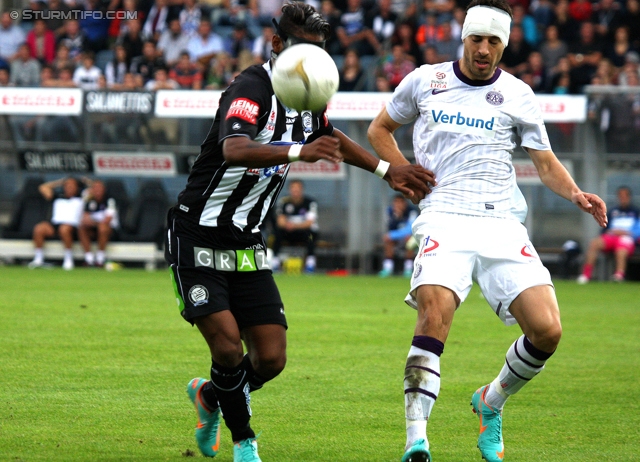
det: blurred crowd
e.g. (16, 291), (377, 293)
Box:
(0, 0), (638, 94)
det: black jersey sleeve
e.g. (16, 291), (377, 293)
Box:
(218, 66), (272, 142)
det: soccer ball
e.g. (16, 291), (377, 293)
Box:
(271, 43), (339, 112)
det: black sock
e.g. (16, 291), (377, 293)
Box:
(242, 355), (270, 392)
(210, 359), (255, 442)
(200, 381), (219, 411)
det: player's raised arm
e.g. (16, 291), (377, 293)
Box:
(526, 147), (608, 227)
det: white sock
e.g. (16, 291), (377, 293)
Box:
(96, 251), (105, 265)
(404, 345), (441, 448)
(33, 248), (44, 264)
(485, 335), (553, 410)
(63, 249), (73, 261)
(85, 252), (95, 264)
(382, 258), (394, 272)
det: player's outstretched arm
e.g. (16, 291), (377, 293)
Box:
(367, 108), (436, 203)
(222, 135), (342, 167)
(527, 147), (608, 227)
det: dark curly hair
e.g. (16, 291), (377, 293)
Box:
(465, 0), (513, 18)
(278, 1), (332, 41)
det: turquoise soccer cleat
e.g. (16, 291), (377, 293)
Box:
(233, 437), (262, 462)
(471, 385), (504, 461)
(401, 439), (432, 462)
(187, 378), (221, 458)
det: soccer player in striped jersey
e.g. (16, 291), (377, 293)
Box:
(165, 2), (435, 461)
(367, 0), (608, 460)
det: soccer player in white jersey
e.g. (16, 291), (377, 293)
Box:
(367, 0), (608, 461)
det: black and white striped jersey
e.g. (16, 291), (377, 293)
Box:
(171, 61), (333, 241)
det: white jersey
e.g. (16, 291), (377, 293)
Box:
(387, 61), (551, 222)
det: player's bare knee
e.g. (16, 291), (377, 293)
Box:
(253, 352), (286, 380)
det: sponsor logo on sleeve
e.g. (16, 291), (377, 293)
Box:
(226, 98), (259, 124)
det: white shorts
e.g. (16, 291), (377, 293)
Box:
(405, 212), (554, 326)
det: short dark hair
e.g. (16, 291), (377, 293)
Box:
(279, 1), (331, 41)
(466, 0), (513, 18)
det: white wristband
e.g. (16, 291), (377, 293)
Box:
(374, 160), (390, 179)
(288, 144), (302, 162)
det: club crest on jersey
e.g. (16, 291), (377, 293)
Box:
(226, 98), (259, 124)
(302, 111), (313, 133)
(485, 90), (504, 106)
(419, 236), (439, 257)
(247, 164), (287, 179)
(188, 285), (209, 306)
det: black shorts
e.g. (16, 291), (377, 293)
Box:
(166, 217), (287, 330)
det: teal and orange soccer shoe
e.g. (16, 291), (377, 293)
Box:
(233, 437), (262, 462)
(471, 385), (504, 462)
(401, 439), (432, 462)
(187, 378), (221, 458)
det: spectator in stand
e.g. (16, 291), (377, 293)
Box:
(375, 73), (391, 91)
(539, 24), (569, 71)
(143, 0), (170, 42)
(379, 193), (418, 278)
(105, 44), (131, 87)
(251, 24), (273, 65)
(27, 19), (56, 65)
(39, 65), (56, 87)
(54, 66), (77, 87)
(0, 66), (10, 86)
(58, 19), (86, 64)
(80, 0), (112, 53)
(179, 0), (203, 37)
(79, 180), (119, 268)
(10, 44), (41, 87)
(43, 0), (72, 38)
(416, 12), (444, 47)
(434, 21), (458, 62)
(530, 0), (555, 35)
(389, 0), (418, 22)
(523, 51), (550, 93)
(144, 66), (179, 90)
(391, 20), (422, 64)
(599, 70), (640, 152)
(130, 40), (166, 84)
(550, 56), (572, 93)
(592, 57), (617, 85)
(336, 0), (378, 56)
(187, 18), (224, 68)
(499, 24), (532, 76)
(204, 50), (233, 89)
(568, 0), (593, 23)
(593, 0), (625, 44)
(449, 6), (464, 41)
(73, 51), (103, 90)
(380, 43), (416, 91)
(578, 186), (640, 283)
(606, 26), (635, 69)
(422, 0), (455, 24)
(223, 21), (254, 70)
(366, 0), (398, 56)
(624, 0), (640, 50)
(108, 0), (145, 42)
(512, 4), (539, 47)
(568, 21), (604, 93)
(51, 44), (74, 75)
(28, 177), (86, 271)
(338, 47), (365, 91)
(0, 11), (26, 62)
(157, 18), (190, 67)
(421, 44), (442, 65)
(117, 19), (144, 60)
(320, 0), (343, 56)
(618, 51), (640, 85)
(271, 179), (320, 274)
(553, 0), (580, 44)
(169, 51), (203, 89)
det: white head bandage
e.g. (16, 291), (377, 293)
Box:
(461, 5), (511, 47)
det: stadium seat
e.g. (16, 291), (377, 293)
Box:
(118, 180), (169, 247)
(103, 179), (130, 242)
(1, 177), (50, 239)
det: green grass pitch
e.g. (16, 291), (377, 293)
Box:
(0, 266), (638, 461)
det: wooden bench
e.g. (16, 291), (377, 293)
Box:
(0, 239), (162, 270)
